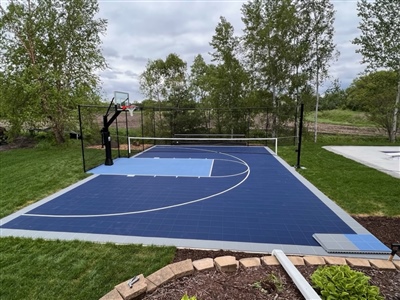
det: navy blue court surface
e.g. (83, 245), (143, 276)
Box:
(0, 145), (390, 256)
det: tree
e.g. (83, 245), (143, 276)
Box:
(352, 0), (400, 142)
(346, 71), (399, 139)
(139, 53), (187, 104)
(188, 54), (210, 103)
(139, 53), (203, 135)
(297, 0), (337, 142)
(208, 16), (249, 134)
(0, 0), (107, 143)
(241, 0), (310, 137)
(320, 78), (347, 110)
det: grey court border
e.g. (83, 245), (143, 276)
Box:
(0, 147), (395, 260)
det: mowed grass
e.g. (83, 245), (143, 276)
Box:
(279, 135), (400, 216)
(0, 142), (175, 300)
(305, 109), (373, 127)
(0, 144), (88, 218)
(0, 238), (175, 300)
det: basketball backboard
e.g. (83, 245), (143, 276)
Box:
(114, 91), (130, 108)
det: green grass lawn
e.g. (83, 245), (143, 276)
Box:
(0, 135), (399, 299)
(279, 135), (400, 216)
(305, 109), (374, 127)
(0, 238), (175, 300)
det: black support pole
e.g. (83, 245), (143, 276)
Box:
(296, 103), (304, 169)
(102, 105), (122, 166)
(78, 105), (86, 172)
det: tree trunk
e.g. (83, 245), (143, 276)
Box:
(314, 69), (320, 143)
(271, 84), (278, 138)
(52, 122), (65, 144)
(391, 78), (400, 142)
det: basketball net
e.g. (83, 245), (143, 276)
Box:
(121, 104), (137, 116)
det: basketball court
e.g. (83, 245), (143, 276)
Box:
(0, 92), (394, 259)
(0, 143), (392, 258)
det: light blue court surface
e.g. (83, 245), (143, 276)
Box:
(0, 145), (393, 258)
(89, 157), (214, 177)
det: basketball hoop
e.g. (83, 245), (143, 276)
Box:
(121, 104), (138, 116)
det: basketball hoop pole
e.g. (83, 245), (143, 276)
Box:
(101, 105), (122, 166)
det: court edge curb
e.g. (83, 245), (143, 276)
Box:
(99, 254), (400, 300)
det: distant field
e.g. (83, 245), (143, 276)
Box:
(305, 109), (373, 127)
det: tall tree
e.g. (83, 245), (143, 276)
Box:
(139, 53), (187, 105)
(352, 0), (400, 142)
(209, 16), (249, 134)
(0, 0), (107, 143)
(297, 0), (337, 142)
(242, 0), (304, 136)
(139, 53), (200, 135)
(346, 71), (399, 140)
(189, 54), (210, 103)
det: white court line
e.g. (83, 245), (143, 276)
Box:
(23, 148), (251, 218)
(209, 159), (214, 177)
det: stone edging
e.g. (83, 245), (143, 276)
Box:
(99, 255), (400, 300)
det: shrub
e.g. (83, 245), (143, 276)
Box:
(311, 265), (384, 300)
(181, 294), (197, 300)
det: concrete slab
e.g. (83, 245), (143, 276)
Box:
(193, 258), (214, 271)
(214, 256), (238, 272)
(261, 256), (280, 266)
(323, 256), (347, 265)
(346, 258), (371, 268)
(239, 257), (261, 268)
(323, 146), (400, 179)
(168, 259), (194, 279)
(304, 256), (326, 266)
(369, 259), (397, 270)
(99, 289), (123, 300)
(115, 274), (147, 300)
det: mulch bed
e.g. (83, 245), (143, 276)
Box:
(142, 215), (400, 300)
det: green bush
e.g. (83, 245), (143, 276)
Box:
(311, 265), (384, 300)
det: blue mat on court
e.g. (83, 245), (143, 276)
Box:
(1, 145), (356, 246)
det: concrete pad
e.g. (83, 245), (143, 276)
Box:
(168, 259), (194, 279)
(323, 146), (400, 179)
(261, 256), (280, 266)
(146, 265), (175, 288)
(193, 258), (214, 271)
(115, 274), (147, 300)
(214, 256), (238, 272)
(346, 258), (371, 268)
(304, 256), (326, 266)
(99, 289), (123, 300)
(323, 256), (347, 265)
(288, 256), (305, 266)
(239, 257), (261, 268)
(369, 259), (397, 270)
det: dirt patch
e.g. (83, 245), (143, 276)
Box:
(142, 216), (400, 300)
(312, 123), (384, 136)
(0, 136), (37, 151)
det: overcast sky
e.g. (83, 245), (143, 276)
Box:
(97, 0), (366, 102)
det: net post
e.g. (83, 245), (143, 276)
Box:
(78, 105), (86, 172)
(296, 103), (304, 169)
(128, 137), (131, 154)
(275, 138), (278, 155)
